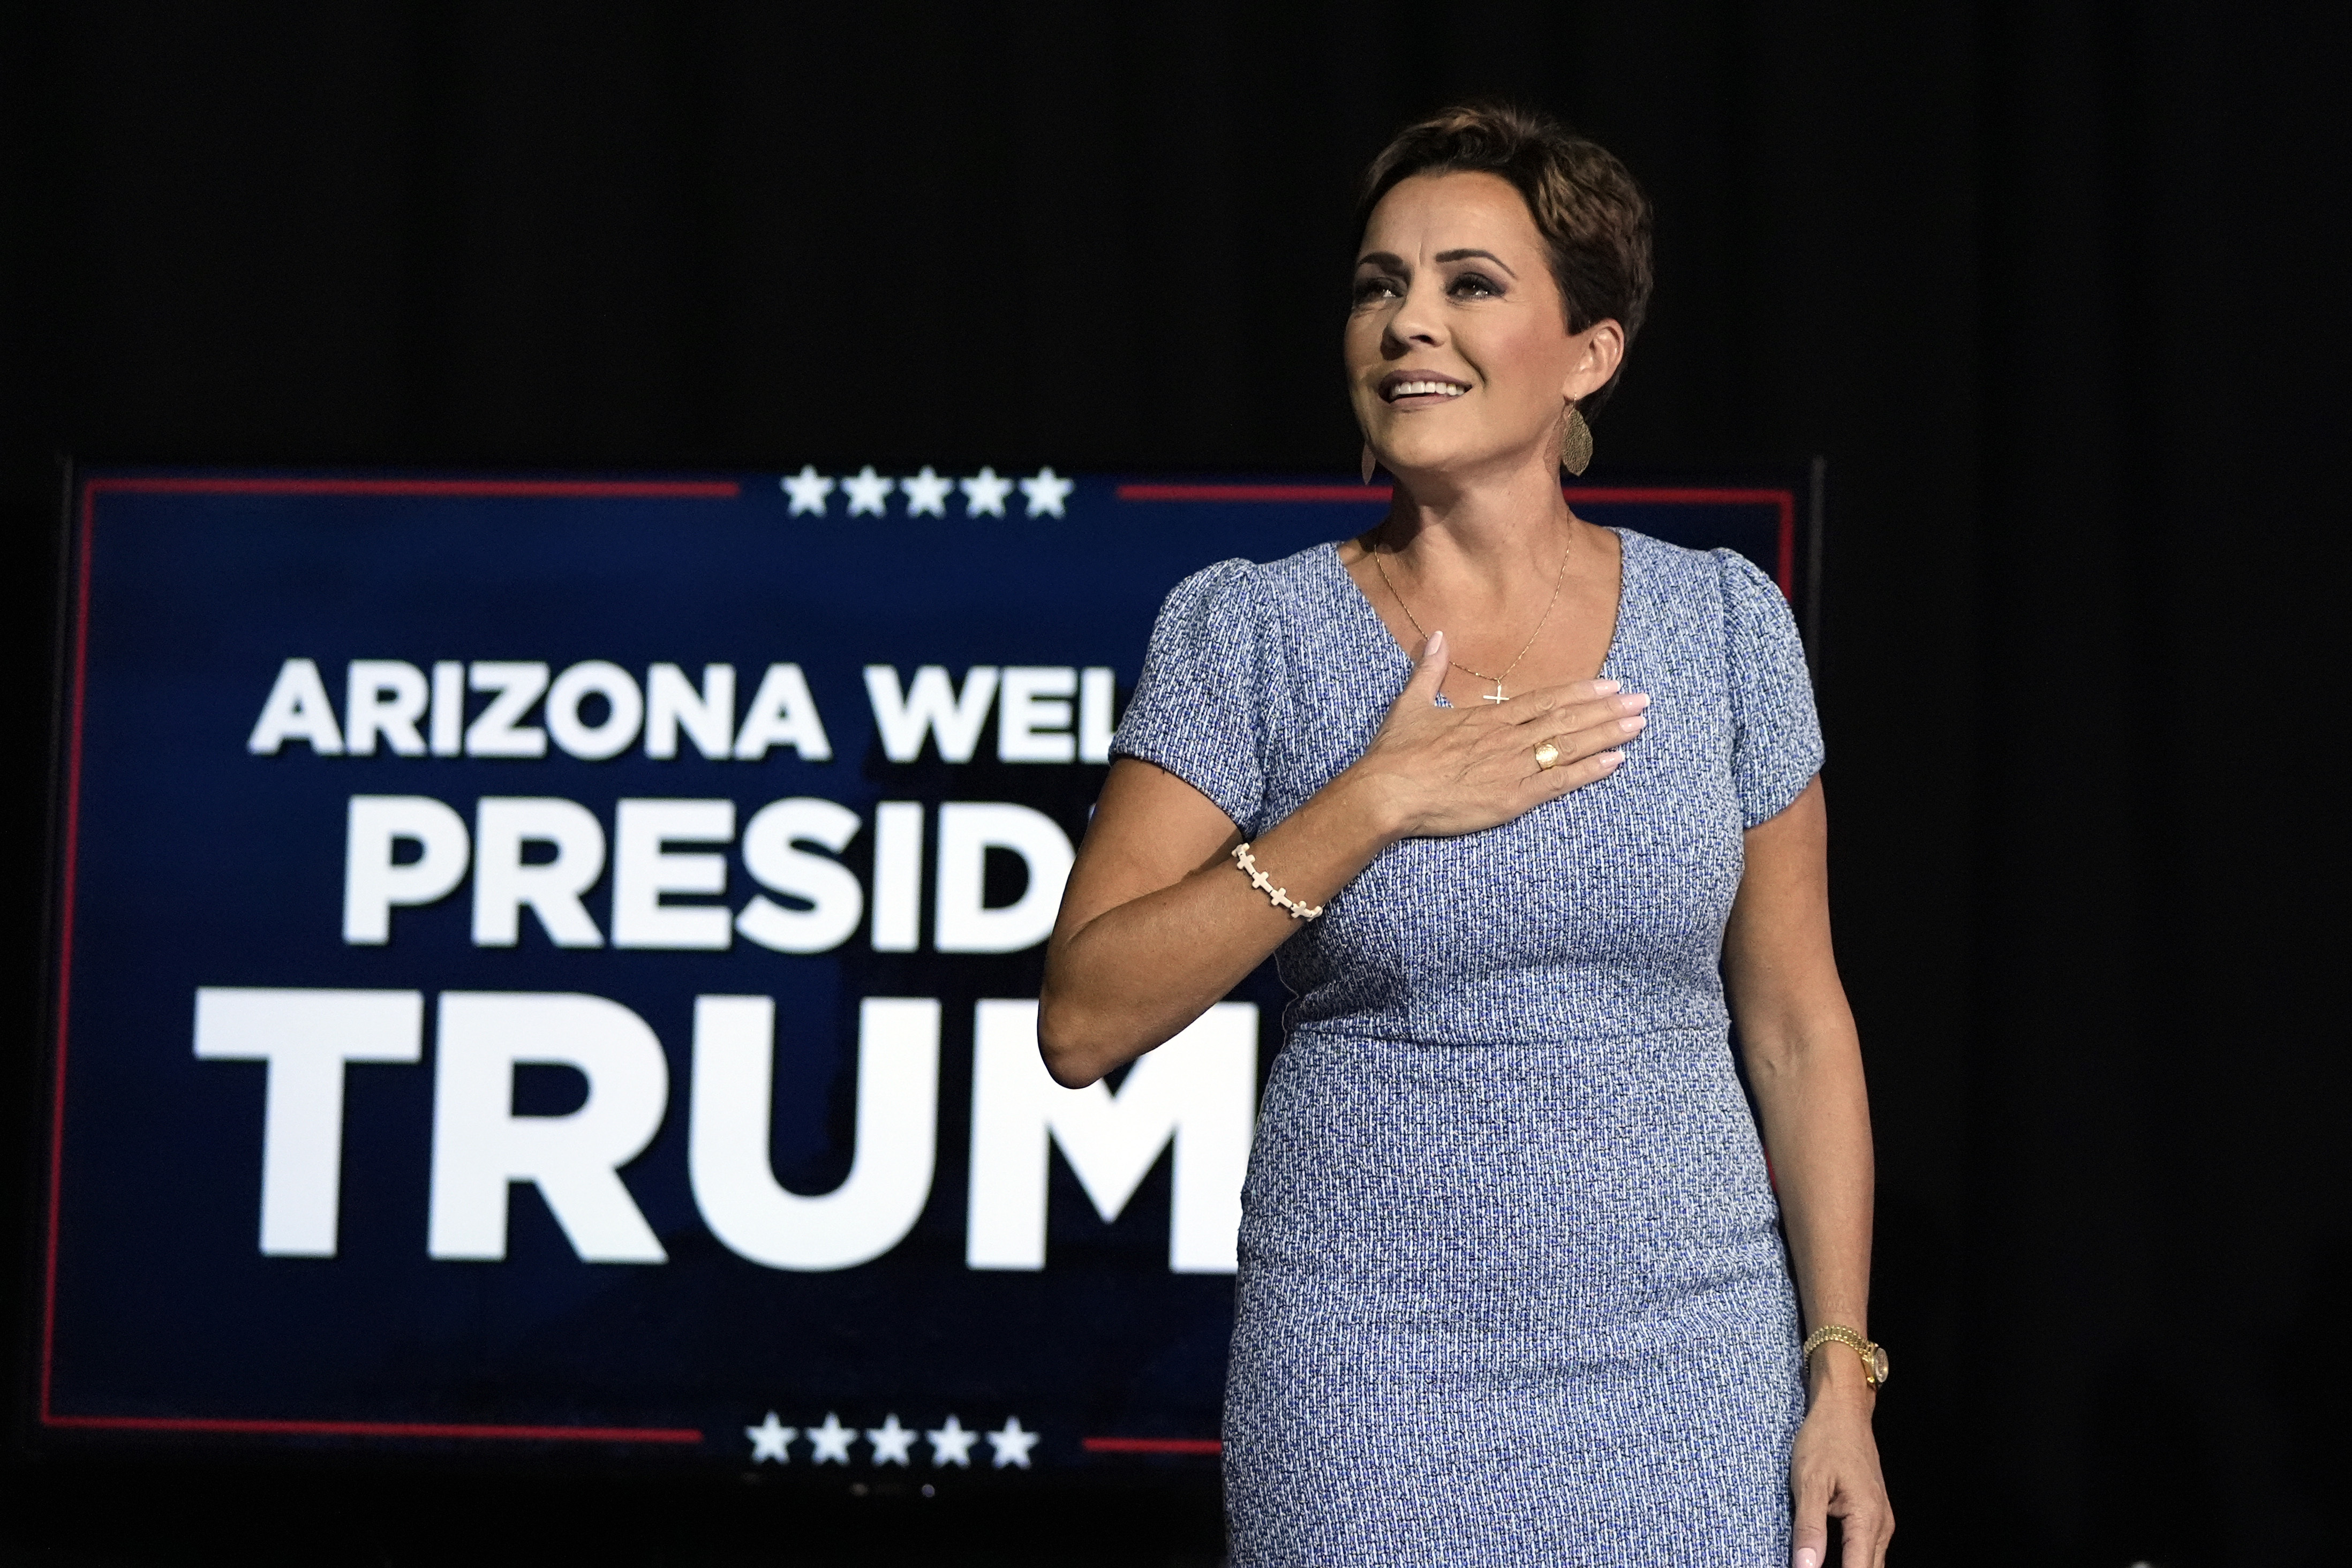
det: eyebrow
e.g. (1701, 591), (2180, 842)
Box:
(1352, 247), (1520, 279)
(1434, 248), (1518, 277)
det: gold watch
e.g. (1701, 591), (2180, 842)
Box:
(1801, 1324), (1888, 1390)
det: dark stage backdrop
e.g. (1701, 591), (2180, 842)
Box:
(1, 5), (2343, 1567)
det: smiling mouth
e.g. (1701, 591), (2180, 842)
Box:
(1381, 377), (1469, 402)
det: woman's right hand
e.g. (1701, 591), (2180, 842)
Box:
(1349, 630), (1648, 841)
(1041, 632), (1646, 1086)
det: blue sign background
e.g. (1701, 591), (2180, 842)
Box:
(37, 470), (1800, 1474)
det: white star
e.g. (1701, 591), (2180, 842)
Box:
(779, 466), (835, 516)
(805, 1411), (856, 1465)
(959, 466), (1014, 517)
(925, 1414), (978, 1468)
(1019, 466), (1074, 517)
(744, 1411), (795, 1464)
(841, 466), (895, 517)
(985, 1415), (1039, 1469)
(866, 1413), (916, 1466)
(900, 465), (953, 517)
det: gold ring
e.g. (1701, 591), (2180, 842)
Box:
(1533, 741), (1561, 771)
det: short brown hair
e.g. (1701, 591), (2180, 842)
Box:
(1359, 103), (1654, 413)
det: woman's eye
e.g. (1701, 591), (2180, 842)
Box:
(1352, 276), (1402, 304)
(1448, 272), (1501, 299)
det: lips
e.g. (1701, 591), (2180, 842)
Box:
(1378, 371), (1470, 402)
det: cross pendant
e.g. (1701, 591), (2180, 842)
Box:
(1482, 682), (1508, 704)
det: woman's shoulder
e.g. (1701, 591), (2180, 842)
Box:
(1150, 542), (1347, 631)
(1118, 546), (1349, 821)
(1172, 540), (1344, 592)
(1613, 527), (1790, 618)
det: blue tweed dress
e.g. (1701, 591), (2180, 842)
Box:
(1111, 529), (1824, 1565)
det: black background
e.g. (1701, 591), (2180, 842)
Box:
(2, 4), (2344, 1565)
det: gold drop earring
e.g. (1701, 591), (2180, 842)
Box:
(1360, 442), (1378, 485)
(1560, 405), (1594, 477)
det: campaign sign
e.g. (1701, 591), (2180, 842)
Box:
(35, 468), (1800, 1475)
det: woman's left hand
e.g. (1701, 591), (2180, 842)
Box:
(1789, 1355), (1894, 1567)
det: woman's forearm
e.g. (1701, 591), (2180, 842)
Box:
(1745, 1021), (1876, 1399)
(1722, 781), (1876, 1403)
(1037, 764), (1405, 1087)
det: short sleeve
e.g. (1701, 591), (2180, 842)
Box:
(1110, 559), (1270, 832)
(1715, 548), (1823, 827)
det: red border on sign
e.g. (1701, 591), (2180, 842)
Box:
(41, 474), (735, 1446)
(84, 475), (742, 501)
(1113, 481), (1799, 596)
(1082, 1436), (1223, 1456)
(41, 1414), (704, 1444)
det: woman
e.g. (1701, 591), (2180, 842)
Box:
(1038, 104), (1891, 1566)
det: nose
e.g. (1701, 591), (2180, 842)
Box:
(1383, 274), (1447, 356)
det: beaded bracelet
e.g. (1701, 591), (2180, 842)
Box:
(1232, 842), (1323, 921)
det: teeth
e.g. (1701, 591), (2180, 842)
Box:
(1390, 380), (1465, 398)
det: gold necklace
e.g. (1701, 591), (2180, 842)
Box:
(1368, 526), (1575, 703)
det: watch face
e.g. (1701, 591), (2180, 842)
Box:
(1871, 1346), (1891, 1386)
